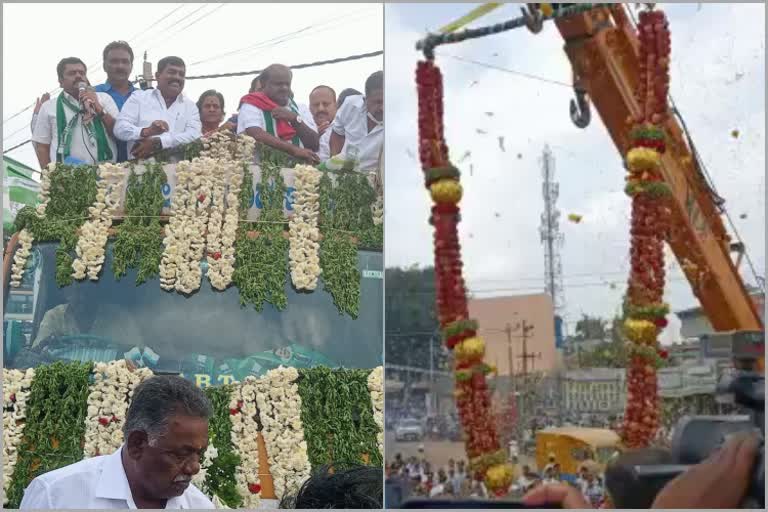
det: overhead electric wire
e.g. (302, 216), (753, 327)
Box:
(189, 6), (377, 67)
(387, 276), (690, 297)
(181, 50), (383, 81)
(438, 53), (572, 88)
(146, 3), (228, 51)
(2, 4), (188, 128)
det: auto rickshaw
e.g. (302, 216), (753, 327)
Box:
(535, 427), (621, 483)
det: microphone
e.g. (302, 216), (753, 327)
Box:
(77, 82), (95, 117)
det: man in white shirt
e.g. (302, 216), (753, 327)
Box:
(237, 63), (320, 164)
(329, 71), (383, 172)
(32, 58), (120, 168)
(308, 85), (337, 161)
(20, 376), (214, 509)
(114, 56), (201, 160)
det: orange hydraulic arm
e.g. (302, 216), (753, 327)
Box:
(552, 5), (762, 333)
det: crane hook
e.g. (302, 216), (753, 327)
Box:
(522, 4), (544, 34)
(570, 85), (591, 129)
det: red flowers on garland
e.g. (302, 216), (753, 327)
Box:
(416, 59), (513, 494)
(621, 6), (673, 449)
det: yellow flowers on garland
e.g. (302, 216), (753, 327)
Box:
(429, 178), (463, 204)
(624, 319), (658, 344)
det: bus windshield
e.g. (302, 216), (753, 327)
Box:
(3, 242), (383, 386)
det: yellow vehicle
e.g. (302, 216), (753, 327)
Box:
(536, 427), (621, 482)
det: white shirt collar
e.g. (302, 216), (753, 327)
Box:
(153, 88), (185, 105)
(95, 447), (186, 509)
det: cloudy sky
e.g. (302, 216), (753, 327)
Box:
(384, 3), (765, 342)
(2, 3), (383, 168)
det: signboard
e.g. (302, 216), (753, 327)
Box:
(149, 163), (378, 220)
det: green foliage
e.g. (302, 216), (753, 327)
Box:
(6, 361), (93, 509)
(297, 367), (382, 470)
(14, 165), (99, 287)
(574, 314), (608, 342)
(384, 266), (444, 370)
(233, 163), (289, 310)
(202, 385), (243, 508)
(111, 163), (167, 284)
(316, 171), (383, 318)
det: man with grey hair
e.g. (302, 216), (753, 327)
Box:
(19, 375), (215, 509)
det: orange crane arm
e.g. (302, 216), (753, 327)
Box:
(553, 5), (762, 331)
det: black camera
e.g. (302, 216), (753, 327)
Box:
(630, 370), (764, 508)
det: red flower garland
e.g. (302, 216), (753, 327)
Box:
(621, 7), (672, 449)
(416, 59), (512, 493)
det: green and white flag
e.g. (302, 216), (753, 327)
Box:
(3, 157), (40, 234)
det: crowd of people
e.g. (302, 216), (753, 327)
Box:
(386, 451), (607, 507)
(30, 41), (383, 172)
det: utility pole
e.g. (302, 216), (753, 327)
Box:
(515, 320), (538, 450)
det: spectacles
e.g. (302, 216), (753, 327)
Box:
(154, 446), (205, 465)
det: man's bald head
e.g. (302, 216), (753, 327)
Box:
(261, 64), (293, 105)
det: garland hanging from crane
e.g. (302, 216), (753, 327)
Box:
(621, 5), (673, 449)
(415, 60), (512, 495)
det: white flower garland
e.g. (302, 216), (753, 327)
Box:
(2, 368), (35, 505)
(9, 163), (54, 288)
(72, 163), (126, 281)
(371, 194), (383, 227)
(367, 366), (384, 458)
(9, 229), (34, 288)
(255, 367), (311, 500)
(230, 376), (261, 508)
(201, 133), (247, 291)
(159, 159), (211, 294)
(288, 165), (322, 291)
(83, 361), (153, 458)
(192, 444), (219, 490)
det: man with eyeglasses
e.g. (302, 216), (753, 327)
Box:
(19, 376), (215, 509)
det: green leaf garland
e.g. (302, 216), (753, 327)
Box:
(14, 165), (99, 287)
(233, 162), (289, 310)
(6, 361), (92, 509)
(202, 385), (243, 508)
(297, 367), (382, 470)
(112, 163), (167, 284)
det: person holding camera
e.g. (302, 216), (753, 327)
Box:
(523, 431), (761, 509)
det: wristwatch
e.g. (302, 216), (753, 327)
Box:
(292, 115), (303, 126)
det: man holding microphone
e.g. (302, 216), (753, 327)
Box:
(32, 57), (119, 168)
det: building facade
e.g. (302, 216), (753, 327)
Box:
(469, 293), (562, 377)
(562, 368), (626, 415)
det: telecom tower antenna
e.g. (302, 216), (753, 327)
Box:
(539, 145), (565, 317)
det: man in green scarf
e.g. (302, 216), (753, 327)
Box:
(32, 57), (119, 169)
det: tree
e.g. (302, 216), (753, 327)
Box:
(384, 266), (449, 371)
(574, 314), (608, 341)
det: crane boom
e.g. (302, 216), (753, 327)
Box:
(553, 5), (762, 332)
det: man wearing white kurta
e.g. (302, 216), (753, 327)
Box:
(114, 56), (201, 160)
(19, 376), (215, 509)
(329, 71), (383, 172)
(237, 63), (320, 164)
(32, 58), (119, 168)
